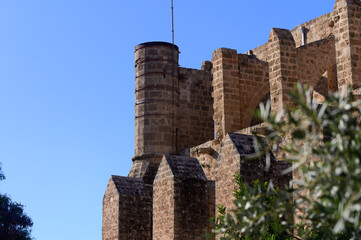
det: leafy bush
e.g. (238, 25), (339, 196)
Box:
(210, 83), (361, 239)
(211, 173), (292, 240)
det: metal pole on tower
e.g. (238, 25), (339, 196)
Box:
(171, 0), (178, 153)
(171, 0), (175, 78)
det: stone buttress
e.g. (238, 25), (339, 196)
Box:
(102, 176), (152, 240)
(153, 155), (210, 240)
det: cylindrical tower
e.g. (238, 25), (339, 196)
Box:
(130, 42), (179, 184)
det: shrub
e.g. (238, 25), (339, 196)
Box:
(210, 83), (361, 239)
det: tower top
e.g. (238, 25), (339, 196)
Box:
(135, 41), (179, 51)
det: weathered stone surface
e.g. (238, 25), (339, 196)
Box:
(212, 48), (241, 141)
(297, 37), (336, 91)
(178, 66), (214, 151)
(189, 139), (221, 181)
(216, 133), (292, 213)
(131, 42), (214, 185)
(102, 176), (152, 240)
(268, 28), (298, 113)
(134, 42), (180, 157)
(153, 155), (209, 240)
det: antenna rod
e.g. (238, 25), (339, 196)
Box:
(171, 0), (178, 153)
(171, 0), (174, 45)
(171, 0), (175, 78)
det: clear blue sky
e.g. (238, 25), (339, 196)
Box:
(0, 1), (333, 239)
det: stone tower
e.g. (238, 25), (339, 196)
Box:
(103, 41), (215, 240)
(129, 42), (180, 185)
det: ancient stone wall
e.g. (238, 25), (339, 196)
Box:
(297, 37), (336, 88)
(215, 134), (241, 212)
(207, 181), (216, 238)
(238, 54), (269, 128)
(152, 157), (176, 240)
(153, 156), (209, 240)
(212, 48), (241, 141)
(268, 28), (298, 113)
(215, 133), (291, 213)
(178, 64), (214, 152)
(102, 176), (152, 240)
(291, 12), (334, 47)
(189, 139), (220, 181)
(211, 49), (270, 141)
(102, 178), (120, 240)
(334, 0), (361, 91)
(252, 11), (335, 61)
(251, 42), (270, 62)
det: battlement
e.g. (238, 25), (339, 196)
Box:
(103, 1), (361, 239)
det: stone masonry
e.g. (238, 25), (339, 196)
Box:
(102, 176), (152, 240)
(153, 155), (209, 240)
(102, 1), (361, 239)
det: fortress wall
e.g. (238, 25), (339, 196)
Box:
(153, 158), (176, 240)
(102, 179), (120, 240)
(173, 178), (208, 240)
(251, 12), (333, 62)
(211, 49), (270, 141)
(313, 76), (329, 103)
(215, 134), (241, 213)
(268, 28), (298, 113)
(250, 12), (334, 57)
(291, 12), (334, 48)
(212, 48), (241, 140)
(238, 54), (270, 129)
(296, 37), (336, 90)
(207, 181), (216, 238)
(103, 176), (152, 240)
(251, 42), (270, 62)
(189, 139), (221, 181)
(178, 66), (214, 152)
(215, 134), (292, 214)
(153, 156), (209, 240)
(333, 0), (361, 90)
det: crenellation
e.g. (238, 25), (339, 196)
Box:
(103, 1), (361, 239)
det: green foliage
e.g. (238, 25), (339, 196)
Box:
(210, 173), (293, 240)
(261, 83), (361, 239)
(0, 166), (33, 240)
(210, 83), (361, 239)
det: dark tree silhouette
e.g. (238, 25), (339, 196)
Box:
(0, 166), (33, 240)
(0, 165), (4, 181)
